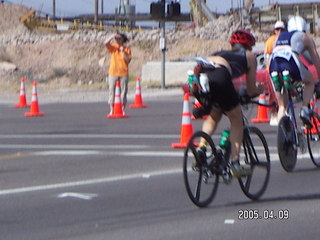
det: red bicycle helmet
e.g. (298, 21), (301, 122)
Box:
(230, 30), (256, 48)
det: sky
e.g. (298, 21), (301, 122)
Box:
(4, 0), (320, 17)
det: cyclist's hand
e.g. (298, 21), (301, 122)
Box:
(238, 87), (251, 104)
(192, 106), (211, 119)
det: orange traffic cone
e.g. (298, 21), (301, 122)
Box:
(15, 77), (29, 108)
(251, 94), (269, 123)
(107, 80), (129, 118)
(129, 77), (147, 108)
(172, 92), (193, 148)
(24, 81), (45, 117)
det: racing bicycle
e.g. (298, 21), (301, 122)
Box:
(277, 73), (320, 171)
(183, 93), (272, 208)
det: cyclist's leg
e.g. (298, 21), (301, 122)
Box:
(266, 74), (279, 125)
(291, 54), (314, 125)
(275, 90), (288, 122)
(302, 71), (315, 104)
(225, 105), (251, 177)
(294, 55), (315, 106)
(200, 107), (222, 146)
(225, 104), (243, 161)
(269, 57), (289, 123)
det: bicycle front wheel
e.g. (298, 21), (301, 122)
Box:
(277, 116), (297, 172)
(239, 126), (270, 200)
(183, 131), (219, 208)
(307, 115), (320, 167)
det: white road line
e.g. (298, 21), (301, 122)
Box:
(224, 219), (235, 224)
(0, 133), (278, 139)
(0, 150), (299, 196)
(57, 192), (98, 200)
(0, 169), (182, 196)
(0, 144), (149, 150)
(0, 134), (178, 139)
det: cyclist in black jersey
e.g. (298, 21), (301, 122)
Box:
(194, 30), (263, 178)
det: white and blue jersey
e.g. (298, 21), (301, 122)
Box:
(269, 31), (311, 81)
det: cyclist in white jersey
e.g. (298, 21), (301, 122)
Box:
(269, 16), (320, 126)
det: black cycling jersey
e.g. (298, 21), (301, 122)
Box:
(213, 49), (248, 78)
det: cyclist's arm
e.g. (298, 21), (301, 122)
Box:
(245, 51), (263, 96)
(304, 34), (320, 80)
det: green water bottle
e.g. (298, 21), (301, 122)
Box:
(282, 70), (291, 90)
(271, 71), (280, 91)
(219, 128), (230, 149)
(187, 70), (194, 89)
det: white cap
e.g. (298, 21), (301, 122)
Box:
(274, 21), (285, 29)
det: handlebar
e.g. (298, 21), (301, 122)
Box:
(238, 88), (276, 108)
(243, 98), (277, 108)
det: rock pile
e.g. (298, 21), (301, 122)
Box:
(0, 2), (268, 47)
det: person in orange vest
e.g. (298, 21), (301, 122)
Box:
(104, 33), (132, 114)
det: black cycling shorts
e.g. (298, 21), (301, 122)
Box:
(206, 66), (239, 112)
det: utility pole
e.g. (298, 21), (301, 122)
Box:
(53, 0), (56, 21)
(160, 0), (166, 89)
(101, 0), (104, 15)
(94, 0), (99, 24)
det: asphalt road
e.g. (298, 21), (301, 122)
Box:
(0, 94), (320, 240)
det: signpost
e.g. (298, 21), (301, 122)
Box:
(150, 1), (180, 88)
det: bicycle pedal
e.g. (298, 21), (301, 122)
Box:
(221, 169), (232, 184)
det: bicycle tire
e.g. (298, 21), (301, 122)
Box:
(277, 115), (297, 172)
(238, 126), (270, 200)
(183, 131), (219, 208)
(307, 115), (320, 167)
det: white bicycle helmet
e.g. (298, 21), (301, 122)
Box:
(288, 16), (307, 32)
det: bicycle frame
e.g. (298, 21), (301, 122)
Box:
(286, 90), (300, 147)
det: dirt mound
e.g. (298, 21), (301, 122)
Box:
(0, 3), (29, 35)
(0, 2), (231, 90)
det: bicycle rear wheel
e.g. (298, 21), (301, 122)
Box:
(277, 115), (297, 172)
(307, 115), (320, 167)
(239, 126), (270, 200)
(183, 131), (219, 208)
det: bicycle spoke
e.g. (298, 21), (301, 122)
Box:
(195, 172), (202, 201)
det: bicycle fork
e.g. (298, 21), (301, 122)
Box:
(287, 99), (307, 153)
